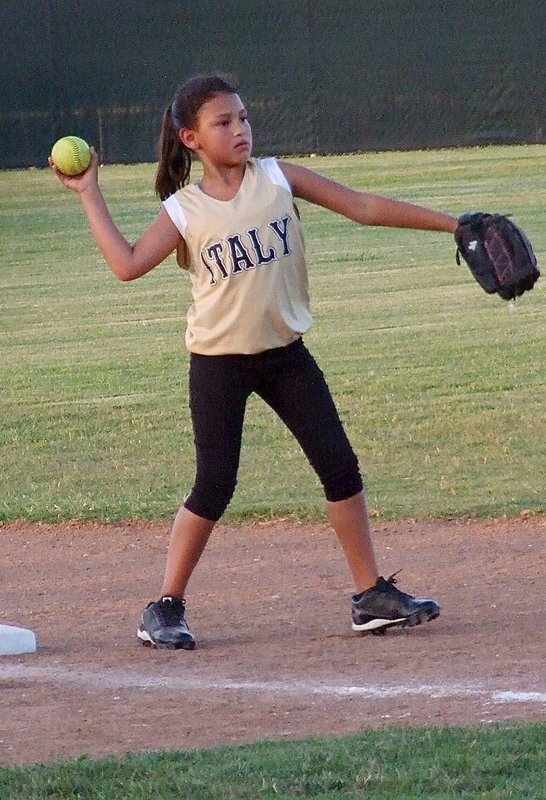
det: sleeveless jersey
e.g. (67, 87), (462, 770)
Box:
(163, 158), (312, 355)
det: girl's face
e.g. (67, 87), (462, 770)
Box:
(181, 92), (252, 166)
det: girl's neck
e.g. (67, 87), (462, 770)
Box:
(198, 161), (248, 201)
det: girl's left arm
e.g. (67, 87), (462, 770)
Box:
(279, 161), (458, 234)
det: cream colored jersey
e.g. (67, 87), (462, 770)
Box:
(163, 158), (312, 355)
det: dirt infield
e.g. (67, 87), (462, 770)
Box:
(0, 515), (544, 766)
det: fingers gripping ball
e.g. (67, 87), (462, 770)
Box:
(51, 136), (91, 176)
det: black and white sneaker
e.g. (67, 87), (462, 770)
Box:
(352, 574), (440, 635)
(137, 596), (196, 650)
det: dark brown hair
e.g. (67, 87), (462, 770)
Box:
(155, 74), (239, 200)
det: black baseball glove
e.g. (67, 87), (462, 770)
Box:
(455, 212), (540, 300)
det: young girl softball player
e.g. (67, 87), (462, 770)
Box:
(51, 75), (459, 650)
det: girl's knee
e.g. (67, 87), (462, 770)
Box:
(321, 452), (363, 503)
(184, 475), (238, 521)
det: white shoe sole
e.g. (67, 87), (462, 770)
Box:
(352, 607), (440, 635)
(137, 627), (196, 650)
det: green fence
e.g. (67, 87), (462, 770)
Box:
(2, 0), (545, 168)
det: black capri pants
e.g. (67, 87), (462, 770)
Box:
(184, 338), (363, 521)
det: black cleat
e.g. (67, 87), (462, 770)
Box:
(137, 596), (196, 650)
(352, 573), (440, 635)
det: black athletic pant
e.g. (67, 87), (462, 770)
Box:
(184, 338), (363, 521)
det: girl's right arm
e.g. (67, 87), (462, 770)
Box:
(50, 148), (181, 281)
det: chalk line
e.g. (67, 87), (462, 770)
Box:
(0, 663), (544, 706)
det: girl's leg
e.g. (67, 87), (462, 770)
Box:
(326, 490), (378, 593)
(159, 506), (216, 599)
(160, 352), (250, 598)
(137, 508), (214, 649)
(258, 342), (440, 634)
(257, 342), (376, 592)
(137, 354), (249, 648)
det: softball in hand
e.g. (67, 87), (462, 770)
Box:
(51, 136), (92, 176)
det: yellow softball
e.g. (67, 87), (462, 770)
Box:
(51, 136), (91, 176)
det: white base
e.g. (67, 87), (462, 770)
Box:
(0, 624), (37, 655)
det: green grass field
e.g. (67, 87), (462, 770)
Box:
(1, 722), (544, 799)
(1, 145), (545, 795)
(1, 145), (544, 523)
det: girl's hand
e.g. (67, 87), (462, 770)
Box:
(48, 145), (180, 281)
(48, 146), (100, 194)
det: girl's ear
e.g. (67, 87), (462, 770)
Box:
(180, 128), (198, 152)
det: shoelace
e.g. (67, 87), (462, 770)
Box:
(156, 597), (185, 626)
(386, 570), (402, 585)
(383, 571), (415, 601)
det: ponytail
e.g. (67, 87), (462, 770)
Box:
(155, 107), (192, 201)
(155, 74), (239, 201)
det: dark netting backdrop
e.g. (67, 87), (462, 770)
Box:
(1, 0), (545, 168)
